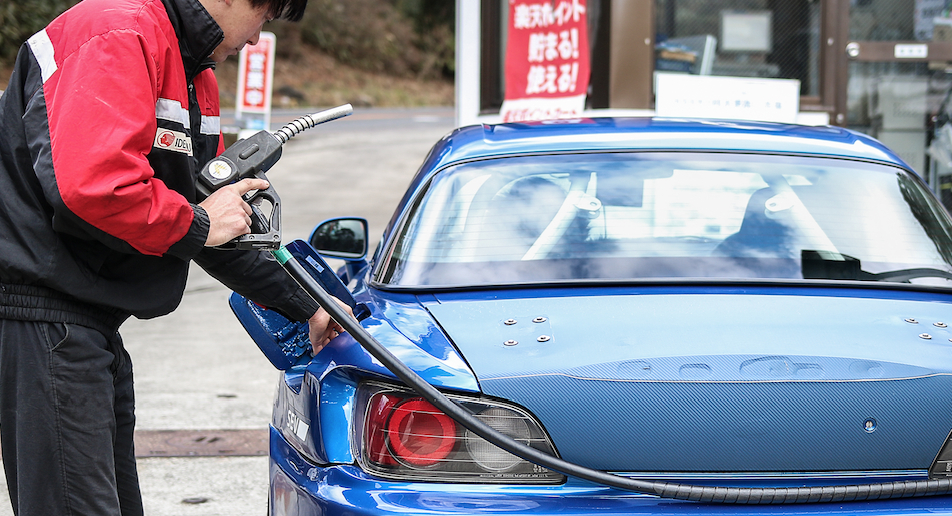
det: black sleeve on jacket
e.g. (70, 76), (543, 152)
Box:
(193, 246), (320, 322)
(165, 204), (211, 261)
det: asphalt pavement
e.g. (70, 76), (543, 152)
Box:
(0, 106), (457, 516)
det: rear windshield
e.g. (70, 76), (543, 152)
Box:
(378, 152), (952, 288)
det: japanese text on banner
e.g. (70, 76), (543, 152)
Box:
(237, 32), (275, 114)
(501, 0), (590, 123)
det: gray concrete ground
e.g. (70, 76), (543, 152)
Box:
(0, 107), (456, 516)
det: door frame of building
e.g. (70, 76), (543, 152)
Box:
(834, 0), (952, 127)
(470, 0), (946, 126)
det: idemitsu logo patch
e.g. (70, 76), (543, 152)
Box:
(153, 128), (193, 156)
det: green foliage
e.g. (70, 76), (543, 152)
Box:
(397, 0), (456, 78)
(0, 0), (455, 80)
(296, 0), (454, 79)
(0, 0), (79, 63)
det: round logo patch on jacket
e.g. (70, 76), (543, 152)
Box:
(153, 128), (193, 156)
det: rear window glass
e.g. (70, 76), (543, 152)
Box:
(378, 152), (952, 288)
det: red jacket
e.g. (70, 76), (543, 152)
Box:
(0, 0), (317, 326)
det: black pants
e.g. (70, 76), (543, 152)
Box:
(0, 319), (142, 516)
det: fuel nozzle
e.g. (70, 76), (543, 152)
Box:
(196, 104), (353, 250)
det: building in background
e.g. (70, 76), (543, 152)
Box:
(456, 0), (952, 202)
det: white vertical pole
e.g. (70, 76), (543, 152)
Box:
(456, 0), (482, 128)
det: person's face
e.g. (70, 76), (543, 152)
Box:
(204, 0), (272, 63)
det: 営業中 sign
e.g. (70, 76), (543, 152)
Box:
(237, 32), (276, 132)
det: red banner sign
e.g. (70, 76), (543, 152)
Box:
(501, 0), (590, 122)
(237, 32), (275, 115)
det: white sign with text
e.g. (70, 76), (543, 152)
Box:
(655, 73), (801, 123)
(236, 31), (276, 134)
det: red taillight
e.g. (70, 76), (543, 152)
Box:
(360, 385), (564, 483)
(366, 393), (400, 465)
(386, 398), (457, 467)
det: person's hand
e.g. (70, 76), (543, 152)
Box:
(199, 178), (270, 247)
(307, 297), (355, 355)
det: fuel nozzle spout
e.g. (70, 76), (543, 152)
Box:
(274, 104), (354, 144)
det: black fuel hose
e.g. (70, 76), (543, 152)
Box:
(273, 248), (952, 504)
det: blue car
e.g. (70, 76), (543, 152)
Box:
(231, 117), (952, 515)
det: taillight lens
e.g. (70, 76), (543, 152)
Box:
(387, 398), (457, 467)
(356, 383), (565, 484)
(465, 407), (530, 472)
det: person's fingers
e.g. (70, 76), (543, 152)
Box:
(234, 178), (270, 196)
(333, 297), (355, 320)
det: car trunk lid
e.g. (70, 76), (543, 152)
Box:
(423, 287), (952, 473)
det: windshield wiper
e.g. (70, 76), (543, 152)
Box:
(866, 267), (952, 282)
(801, 250), (952, 283)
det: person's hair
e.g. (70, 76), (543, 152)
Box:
(251, 0), (307, 22)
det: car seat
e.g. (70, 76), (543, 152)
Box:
(712, 187), (795, 258)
